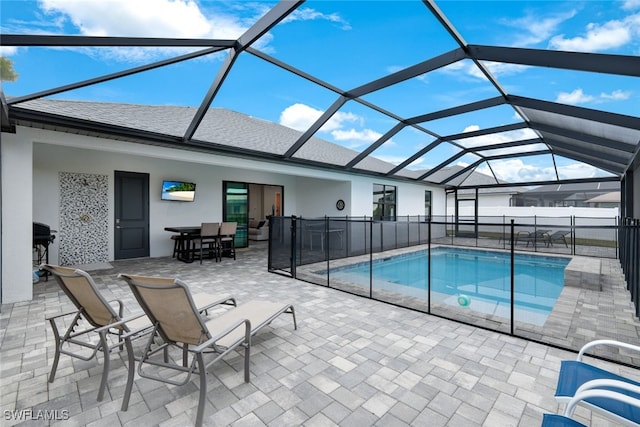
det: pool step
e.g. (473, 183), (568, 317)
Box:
(565, 256), (602, 291)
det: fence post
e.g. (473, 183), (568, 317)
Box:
(534, 215), (538, 252)
(369, 217), (373, 299)
(345, 215), (350, 257)
(571, 215), (575, 255)
(451, 214), (454, 245)
(502, 215), (506, 249)
(634, 219), (639, 318)
(510, 219), (515, 335)
(290, 215), (297, 278)
(428, 217), (432, 314)
(325, 216), (330, 285)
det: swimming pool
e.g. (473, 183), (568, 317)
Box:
(327, 247), (570, 326)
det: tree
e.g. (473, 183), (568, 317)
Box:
(0, 57), (18, 82)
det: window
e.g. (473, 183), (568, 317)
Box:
(373, 184), (396, 221)
(425, 190), (431, 220)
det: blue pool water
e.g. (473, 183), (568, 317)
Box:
(328, 247), (571, 325)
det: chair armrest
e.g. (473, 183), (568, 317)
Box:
(46, 309), (80, 321)
(192, 318), (251, 352)
(99, 312), (149, 337)
(576, 378), (640, 396)
(108, 299), (125, 318)
(565, 387), (640, 418)
(577, 339), (640, 361)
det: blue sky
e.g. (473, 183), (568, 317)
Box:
(1, 1), (639, 183)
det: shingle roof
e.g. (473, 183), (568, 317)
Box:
(16, 98), (399, 174)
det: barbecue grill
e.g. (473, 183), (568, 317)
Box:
(33, 222), (56, 279)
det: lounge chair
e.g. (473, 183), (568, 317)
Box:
(546, 230), (571, 247)
(554, 339), (640, 425)
(117, 274), (296, 427)
(515, 229), (551, 247)
(543, 386), (640, 426)
(41, 264), (236, 402)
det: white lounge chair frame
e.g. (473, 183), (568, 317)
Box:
(555, 339), (640, 426)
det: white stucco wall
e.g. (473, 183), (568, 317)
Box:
(32, 142), (306, 263)
(445, 193), (514, 216)
(2, 126), (446, 303)
(2, 131), (34, 303)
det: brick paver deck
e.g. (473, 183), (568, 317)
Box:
(1, 242), (638, 426)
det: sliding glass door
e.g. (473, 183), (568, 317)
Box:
(223, 182), (248, 248)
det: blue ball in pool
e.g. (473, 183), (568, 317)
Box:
(457, 294), (471, 307)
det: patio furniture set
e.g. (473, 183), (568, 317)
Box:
(39, 260), (638, 426)
(41, 263), (296, 427)
(166, 221), (237, 264)
(516, 229), (572, 248)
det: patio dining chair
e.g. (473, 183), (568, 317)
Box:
(219, 221), (237, 260)
(118, 274), (296, 427)
(554, 339), (640, 425)
(41, 264), (236, 402)
(195, 222), (221, 264)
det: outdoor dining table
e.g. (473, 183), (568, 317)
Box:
(164, 226), (201, 263)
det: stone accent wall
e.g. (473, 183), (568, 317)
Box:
(59, 172), (109, 265)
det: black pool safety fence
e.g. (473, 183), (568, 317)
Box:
(267, 215), (640, 362)
(620, 217), (640, 318)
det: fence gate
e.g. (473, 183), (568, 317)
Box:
(455, 191), (478, 238)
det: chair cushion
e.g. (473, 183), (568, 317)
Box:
(541, 414), (585, 427)
(206, 300), (291, 349)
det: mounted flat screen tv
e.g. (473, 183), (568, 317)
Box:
(161, 180), (196, 202)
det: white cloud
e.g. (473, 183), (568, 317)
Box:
(441, 59), (527, 82)
(331, 128), (382, 144)
(549, 14), (640, 52)
(31, 0), (305, 61)
(506, 10), (577, 47)
(600, 89), (631, 100)
(556, 88), (632, 105)
(40, 0), (216, 38)
(556, 162), (603, 180)
(279, 103), (360, 132)
(556, 88), (595, 104)
(0, 46), (18, 56)
(283, 7), (351, 30)
(476, 158), (601, 182)
(622, 0), (640, 10)
(279, 103), (321, 131)
(279, 103), (382, 149)
(480, 62), (529, 77)
(456, 126), (539, 149)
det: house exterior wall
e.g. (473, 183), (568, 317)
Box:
(1, 131), (34, 304)
(1, 126), (445, 303)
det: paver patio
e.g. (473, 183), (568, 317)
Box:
(1, 242), (638, 426)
